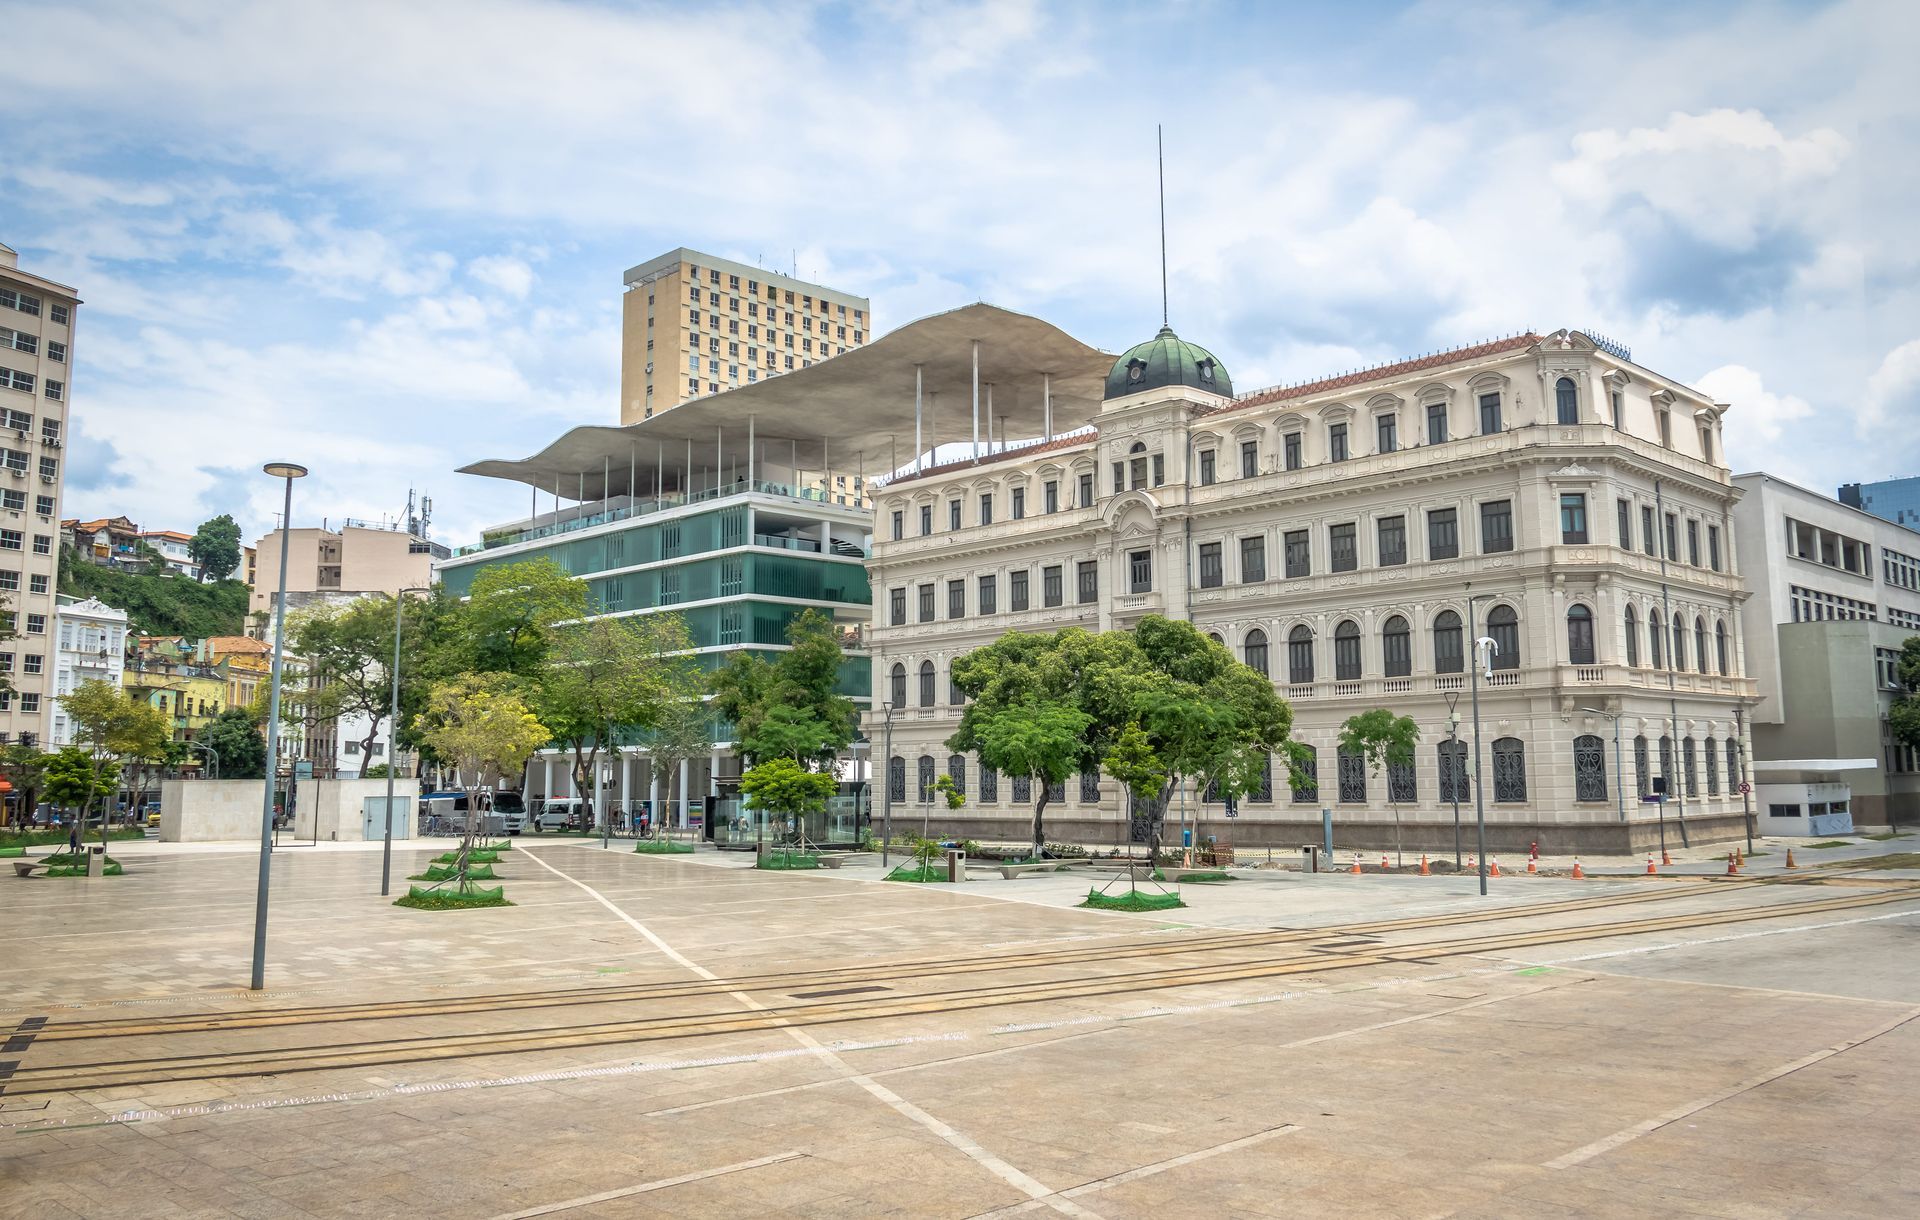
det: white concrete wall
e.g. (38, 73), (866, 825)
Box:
(294, 778), (420, 842)
(159, 780), (268, 842)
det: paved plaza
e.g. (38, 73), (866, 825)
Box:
(2, 836), (1918, 1218)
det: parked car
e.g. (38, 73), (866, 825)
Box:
(146, 810), (162, 828)
(532, 799), (587, 831)
(492, 791), (527, 835)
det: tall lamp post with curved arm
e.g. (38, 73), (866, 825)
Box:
(252, 460), (308, 992)
(190, 742), (220, 780)
(1464, 586), (1516, 899)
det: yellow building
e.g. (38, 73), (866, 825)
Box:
(124, 638), (230, 769)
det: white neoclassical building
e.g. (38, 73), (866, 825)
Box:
(869, 324), (1760, 854)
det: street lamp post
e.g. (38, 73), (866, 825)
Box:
(1465, 587), (1515, 899)
(381, 586), (429, 897)
(1446, 707), (1463, 870)
(1577, 707), (1627, 824)
(190, 742), (221, 780)
(879, 701), (898, 869)
(252, 461), (307, 991)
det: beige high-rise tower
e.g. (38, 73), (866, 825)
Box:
(619, 248), (871, 425)
(0, 242), (77, 755)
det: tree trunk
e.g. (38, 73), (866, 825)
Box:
(1031, 787), (1051, 860)
(1136, 781), (1174, 869)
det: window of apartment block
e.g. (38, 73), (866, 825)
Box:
(1658, 409), (1673, 448)
(1077, 560), (1098, 604)
(1426, 403), (1448, 444)
(0, 529), (21, 551)
(1044, 481), (1059, 514)
(978, 575), (997, 615)
(890, 510), (903, 541)
(26, 614), (43, 634)
(1477, 500), (1514, 553)
(1077, 473), (1093, 507)
(1478, 392), (1502, 434)
(1011, 487), (1025, 519)
(1283, 431), (1302, 471)
(1376, 415), (1396, 454)
(1560, 494), (1587, 544)
(1330, 523), (1358, 572)
(917, 583), (934, 622)
(978, 494), (993, 527)
(920, 505), (932, 536)
(1708, 525), (1722, 571)
(948, 580), (964, 619)
(1641, 506), (1657, 556)
(28, 574), (46, 594)
(889, 587), (906, 626)
(1428, 508), (1459, 560)
(1686, 519), (1700, 566)
(1241, 535), (1267, 582)
(1370, 515), (1405, 566)
(1283, 529), (1310, 578)
(1043, 565), (1063, 607)
(1328, 423), (1349, 462)
(1152, 454), (1164, 487)
(21, 653), (39, 674)
(1010, 569), (1030, 611)
(1198, 450), (1216, 485)
(1198, 542), (1223, 588)
(1240, 441), (1258, 479)
(948, 500), (961, 531)
(1128, 549), (1152, 594)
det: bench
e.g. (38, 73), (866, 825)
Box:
(818, 855), (844, 869)
(12, 859), (42, 877)
(993, 862), (1065, 880)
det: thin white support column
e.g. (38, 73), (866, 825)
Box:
(530, 484), (536, 522)
(678, 759), (690, 829)
(647, 759), (660, 826)
(543, 757), (554, 804)
(716, 426), (724, 491)
(577, 473), (584, 522)
(970, 339), (981, 460)
(1044, 372), (1053, 440)
(686, 439), (693, 497)
(656, 443), (664, 500)
(914, 364), (923, 472)
(824, 437), (831, 501)
(747, 414), (756, 483)
(628, 447), (636, 506)
(622, 753), (632, 823)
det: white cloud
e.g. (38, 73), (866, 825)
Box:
(1694, 364), (1814, 444)
(1861, 338), (1920, 429)
(468, 255), (533, 299)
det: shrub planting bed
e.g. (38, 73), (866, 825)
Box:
(395, 884), (511, 910)
(634, 840), (695, 854)
(1080, 887), (1186, 913)
(885, 863), (954, 883)
(410, 863), (498, 882)
(756, 850), (823, 870)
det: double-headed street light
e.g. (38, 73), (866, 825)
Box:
(1465, 586), (1516, 899)
(252, 461), (308, 992)
(190, 741), (220, 780)
(878, 700), (898, 868)
(381, 586), (431, 897)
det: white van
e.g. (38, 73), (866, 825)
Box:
(533, 798), (588, 831)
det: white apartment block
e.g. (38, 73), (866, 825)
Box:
(1731, 473), (1920, 828)
(0, 242), (76, 748)
(48, 595), (129, 747)
(870, 324), (1760, 853)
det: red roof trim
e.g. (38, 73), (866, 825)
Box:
(1204, 334), (1540, 417)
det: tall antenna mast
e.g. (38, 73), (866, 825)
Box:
(1157, 124), (1169, 328)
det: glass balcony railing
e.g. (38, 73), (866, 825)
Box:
(453, 480), (859, 557)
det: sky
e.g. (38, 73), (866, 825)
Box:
(3, 0), (1914, 550)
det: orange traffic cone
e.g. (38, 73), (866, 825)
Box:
(1490, 857), (1502, 878)
(1726, 851), (1739, 876)
(1571, 857), (1586, 879)
(1351, 853), (1363, 875)
(1785, 848), (1797, 869)
(1381, 852), (1390, 871)
(1419, 854), (1431, 876)
(1734, 847), (1744, 868)
(1646, 854), (1657, 875)
(1662, 848), (1673, 867)
(1527, 856), (1537, 874)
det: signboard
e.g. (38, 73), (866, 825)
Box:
(1737, 781), (1752, 795)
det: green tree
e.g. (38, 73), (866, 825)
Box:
(1339, 708), (1421, 867)
(643, 696), (713, 833)
(952, 617), (1292, 862)
(1890, 637), (1920, 763)
(58, 546), (251, 636)
(60, 681), (164, 849)
(201, 707), (267, 779)
(189, 514), (243, 582)
(456, 558), (591, 677)
(711, 610), (855, 768)
(0, 743), (48, 827)
(416, 674), (550, 888)
(739, 756), (840, 843)
(43, 747), (119, 836)
(531, 612), (703, 829)
(289, 596), (417, 769)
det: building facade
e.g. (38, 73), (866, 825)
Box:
(1731, 472), (1920, 827)
(124, 637), (229, 760)
(1839, 476), (1920, 530)
(48, 595), (129, 747)
(619, 248), (872, 425)
(871, 328), (1759, 853)
(0, 242), (77, 749)
(248, 522), (442, 623)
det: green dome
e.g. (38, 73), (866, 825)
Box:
(1104, 325), (1233, 400)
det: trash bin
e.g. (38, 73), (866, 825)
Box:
(1182, 828), (1193, 847)
(1300, 844), (1320, 873)
(946, 848), (965, 882)
(87, 844), (106, 878)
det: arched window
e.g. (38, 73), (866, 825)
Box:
(1080, 768), (1100, 803)
(1290, 746), (1318, 803)
(1488, 605), (1520, 670)
(1334, 619), (1362, 680)
(1244, 628), (1269, 677)
(1567, 605), (1595, 665)
(1433, 610), (1464, 674)
(1704, 738), (1719, 796)
(1388, 756), (1417, 802)
(1437, 740), (1471, 802)
(1127, 440), (1148, 490)
(1695, 617), (1709, 674)
(1556, 376), (1579, 425)
(1671, 615), (1686, 672)
(1336, 747), (1366, 803)
(1382, 615), (1412, 677)
(1012, 774), (1031, 803)
(1716, 620), (1730, 675)
(1682, 737), (1698, 797)
(917, 755), (935, 802)
(889, 663), (907, 708)
(947, 753), (967, 796)
(949, 669), (965, 705)
(1288, 625), (1315, 683)
(1492, 737), (1527, 801)
(1727, 740), (1741, 795)
(1207, 631), (1225, 646)
(1659, 735), (1674, 794)
(917, 660), (936, 707)
(888, 755), (906, 802)
(1624, 605), (1640, 667)
(1573, 734), (1607, 800)
(1649, 611), (1664, 668)
(980, 764), (998, 803)
(1634, 735), (1650, 798)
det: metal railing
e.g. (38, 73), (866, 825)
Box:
(453, 481), (856, 556)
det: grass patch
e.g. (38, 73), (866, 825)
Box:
(1151, 869), (1233, 883)
(1079, 887), (1186, 913)
(885, 863), (954, 883)
(1864, 832), (1910, 841)
(43, 860), (124, 877)
(409, 863), (498, 882)
(634, 840), (695, 855)
(432, 850), (501, 866)
(395, 885), (512, 910)
(1828, 852), (1920, 871)
(0, 845), (22, 858)
(0, 827), (144, 849)
(756, 850), (822, 870)
(1808, 840), (1851, 849)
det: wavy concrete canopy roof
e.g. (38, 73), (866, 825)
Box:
(459, 302), (1113, 500)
